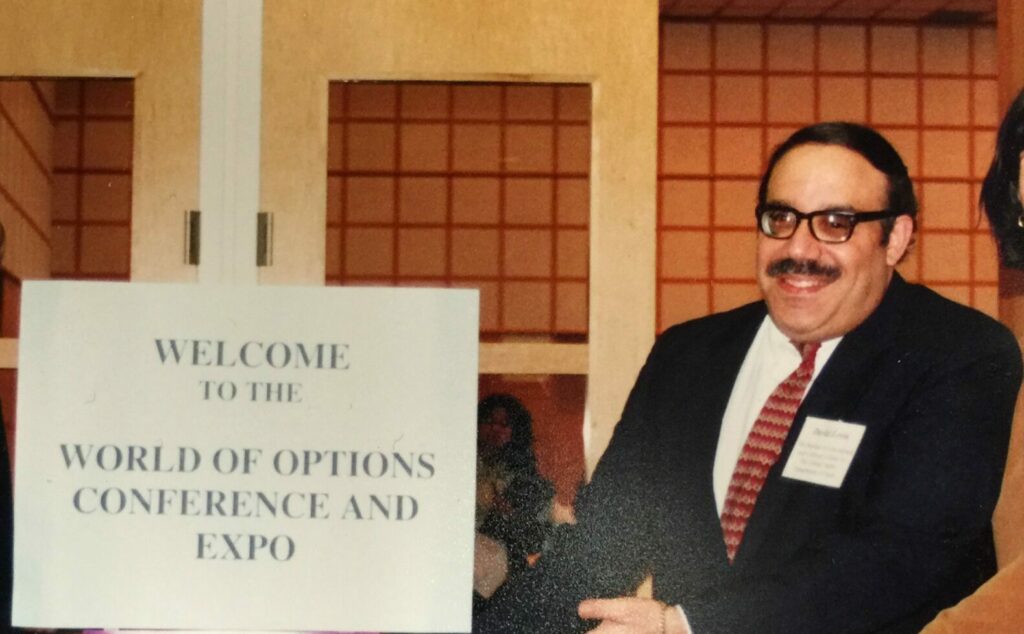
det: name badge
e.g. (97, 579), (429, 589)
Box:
(781, 416), (866, 488)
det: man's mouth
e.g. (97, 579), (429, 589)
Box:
(777, 275), (831, 293)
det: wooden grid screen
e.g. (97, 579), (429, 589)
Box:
(658, 20), (1000, 332)
(0, 79), (54, 446)
(51, 79), (133, 281)
(325, 82), (591, 339)
(0, 80), (52, 285)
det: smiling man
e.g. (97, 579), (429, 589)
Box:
(475, 123), (1022, 634)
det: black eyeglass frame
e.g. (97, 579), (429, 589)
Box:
(755, 204), (902, 244)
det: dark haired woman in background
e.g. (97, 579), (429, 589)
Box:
(921, 88), (1024, 633)
(473, 394), (554, 613)
(980, 88), (1024, 267)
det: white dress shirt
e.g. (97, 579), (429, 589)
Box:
(675, 317), (841, 633)
(712, 316), (841, 516)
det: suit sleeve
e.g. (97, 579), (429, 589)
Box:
(473, 334), (673, 633)
(683, 334), (1023, 634)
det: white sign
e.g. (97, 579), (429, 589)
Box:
(13, 281), (479, 632)
(782, 416), (866, 489)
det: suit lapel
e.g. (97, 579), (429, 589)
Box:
(732, 275), (909, 566)
(663, 305), (768, 564)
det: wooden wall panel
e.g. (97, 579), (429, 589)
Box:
(0, 81), (53, 282)
(659, 21), (1000, 327)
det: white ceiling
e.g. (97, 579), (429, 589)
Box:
(659, 0), (995, 22)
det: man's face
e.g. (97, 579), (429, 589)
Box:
(756, 143), (913, 343)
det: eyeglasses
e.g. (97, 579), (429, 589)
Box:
(756, 204), (901, 244)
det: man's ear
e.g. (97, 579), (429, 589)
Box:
(1018, 152), (1024, 206)
(885, 215), (914, 266)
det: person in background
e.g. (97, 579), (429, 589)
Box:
(919, 87), (1024, 634)
(473, 394), (555, 612)
(979, 87), (1024, 269)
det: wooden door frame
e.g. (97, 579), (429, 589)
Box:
(261, 0), (659, 471)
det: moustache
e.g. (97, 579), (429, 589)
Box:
(766, 258), (840, 280)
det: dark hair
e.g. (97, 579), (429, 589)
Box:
(478, 393), (535, 458)
(758, 122), (918, 242)
(981, 88), (1024, 268)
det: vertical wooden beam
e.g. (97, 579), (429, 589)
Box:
(132, 1), (202, 282)
(198, 0), (263, 285)
(998, 0), (1024, 109)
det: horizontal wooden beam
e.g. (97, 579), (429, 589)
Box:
(479, 342), (587, 375)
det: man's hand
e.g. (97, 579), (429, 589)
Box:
(578, 597), (690, 634)
(473, 532), (509, 598)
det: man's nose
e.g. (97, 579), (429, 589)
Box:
(783, 220), (822, 260)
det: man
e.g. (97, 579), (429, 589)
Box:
(474, 122), (1022, 633)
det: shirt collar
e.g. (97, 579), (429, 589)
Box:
(763, 316), (842, 378)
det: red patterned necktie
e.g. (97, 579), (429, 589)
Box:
(720, 341), (820, 563)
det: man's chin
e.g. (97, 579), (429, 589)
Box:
(764, 298), (831, 340)
(765, 282), (833, 313)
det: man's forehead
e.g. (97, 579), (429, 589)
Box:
(765, 143), (889, 209)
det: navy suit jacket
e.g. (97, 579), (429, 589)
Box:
(475, 275), (1022, 633)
